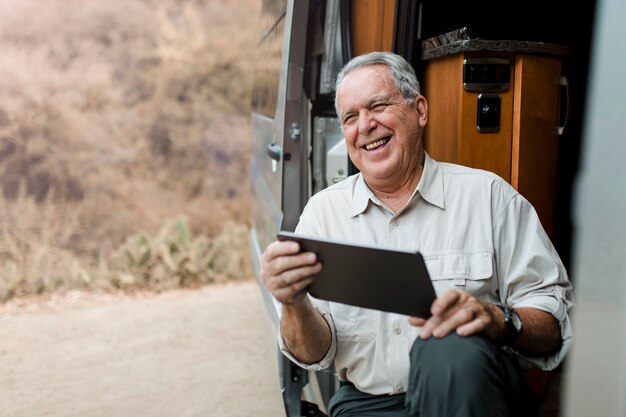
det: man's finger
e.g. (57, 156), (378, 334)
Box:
(267, 261), (321, 290)
(273, 251), (318, 275)
(431, 306), (476, 338)
(408, 316), (426, 327)
(456, 316), (486, 337)
(430, 289), (463, 316)
(280, 262), (321, 287)
(262, 240), (301, 262)
(273, 276), (316, 304)
(261, 250), (318, 285)
(417, 315), (442, 339)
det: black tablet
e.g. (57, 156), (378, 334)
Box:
(277, 231), (436, 317)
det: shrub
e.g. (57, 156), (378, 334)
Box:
(109, 217), (253, 292)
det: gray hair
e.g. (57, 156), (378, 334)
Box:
(334, 52), (421, 112)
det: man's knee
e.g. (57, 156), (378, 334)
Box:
(410, 333), (500, 381)
(406, 333), (524, 417)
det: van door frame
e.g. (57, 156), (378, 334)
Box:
(279, 0), (311, 232)
(273, 1), (312, 416)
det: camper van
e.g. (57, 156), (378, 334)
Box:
(248, 0), (625, 416)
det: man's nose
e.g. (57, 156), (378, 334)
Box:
(357, 109), (377, 133)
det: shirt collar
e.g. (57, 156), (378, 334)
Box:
(350, 152), (445, 217)
(351, 174), (375, 217)
(417, 152), (445, 210)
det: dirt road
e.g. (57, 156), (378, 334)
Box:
(0, 281), (285, 417)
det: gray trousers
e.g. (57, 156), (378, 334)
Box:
(328, 334), (536, 417)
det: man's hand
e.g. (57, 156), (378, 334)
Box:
(260, 240), (322, 305)
(408, 289), (505, 341)
(261, 240), (330, 364)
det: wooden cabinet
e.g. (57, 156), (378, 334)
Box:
(423, 51), (563, 238)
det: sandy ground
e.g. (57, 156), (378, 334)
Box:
(0, 281), (286, 417)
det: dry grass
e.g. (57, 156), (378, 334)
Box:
(0, 0), (264, 301)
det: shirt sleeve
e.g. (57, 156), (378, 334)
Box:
(493, 188), (574, 371)
(277, 298), (337, 370)
(276, 198), (339, 369)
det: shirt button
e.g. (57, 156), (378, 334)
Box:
(395, 384), (404, 393)
(394, 327), (401, 335)
(392, 220), (399, 226)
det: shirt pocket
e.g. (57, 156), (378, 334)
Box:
(423, 251), (494, 298)
(329, 303), (377, 343)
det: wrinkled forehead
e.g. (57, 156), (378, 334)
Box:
(336, 65), (398, 107)
(337, 64), (394, 92)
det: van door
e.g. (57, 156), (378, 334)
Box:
(250, 0), (310, 269)
(249, 2), (312, 416)
(250, 0), (285, 270)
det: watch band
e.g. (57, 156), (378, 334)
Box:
(495, 303), (522, 345)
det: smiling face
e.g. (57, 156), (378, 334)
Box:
(336, 65), (427, 193)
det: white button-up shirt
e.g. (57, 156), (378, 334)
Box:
(278, 153), (574, 396)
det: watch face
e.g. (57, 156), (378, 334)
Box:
(511, 310), (523, 332)
(498, 304), (522, 344)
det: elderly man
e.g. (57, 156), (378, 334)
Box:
(261, 51), (573, 417)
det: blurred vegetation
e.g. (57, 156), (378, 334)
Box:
(0, 0), (264, 301)
(109, 217), (251, 291)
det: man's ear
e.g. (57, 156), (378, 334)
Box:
(416, 95), (428, 127)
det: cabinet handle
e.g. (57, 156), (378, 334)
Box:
(558, 76), (570, 136)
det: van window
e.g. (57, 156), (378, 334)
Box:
(251, 1), (287, 118)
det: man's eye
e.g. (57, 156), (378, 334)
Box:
(372, 103), (386, 111)
(343, 115), (357, 125)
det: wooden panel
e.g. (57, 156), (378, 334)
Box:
(423, 52), (561, 238)
(351, 0), (396, 55)
(423, 54), (463, 163)
(511, 55), (562, 238)
(458, 53), (514, 183)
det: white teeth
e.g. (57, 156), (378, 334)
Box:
(365, 137), (390, 150)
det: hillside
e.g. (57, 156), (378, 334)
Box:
(0, 0), (264, 299)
